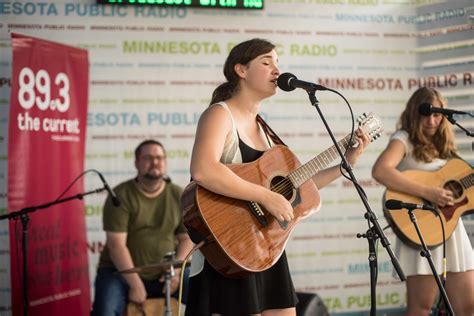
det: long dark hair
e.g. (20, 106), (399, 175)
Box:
(397, 87), (457, 162)
(209, 38), (275, 105)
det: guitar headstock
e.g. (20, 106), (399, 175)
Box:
(357, 112), (384, 142)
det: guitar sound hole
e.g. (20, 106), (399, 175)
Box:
(270, 176), (294, 200)
(444, 180), (463, 199)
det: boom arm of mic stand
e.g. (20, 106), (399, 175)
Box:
(0, 187), (107, 221)
(307, 91), (405, 316)
(0, 186), (108, 316)
(445, 115), (474, 137)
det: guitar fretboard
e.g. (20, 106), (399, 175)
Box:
(288, 134), (352, 187)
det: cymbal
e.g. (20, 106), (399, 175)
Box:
(119, 260), (190, 274)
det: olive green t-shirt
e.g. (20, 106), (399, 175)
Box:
(98, 179), (186, 280)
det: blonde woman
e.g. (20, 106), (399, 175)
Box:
(372, 87), (474, 316)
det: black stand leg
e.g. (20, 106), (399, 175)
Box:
(357, 219), (378, 316)
(368, 229), (378, 316)
(20, 214), (30, 316)
(407, 210), (455, 316)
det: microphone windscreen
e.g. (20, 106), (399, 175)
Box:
(111, 196), (121, 207)
(418, 103), (432, 116)
(385, 199), (402, 210)
(277, 72), (297, 91)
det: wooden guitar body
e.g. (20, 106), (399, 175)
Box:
(182, 145), (320, 278)
(384, 158), (473, 248)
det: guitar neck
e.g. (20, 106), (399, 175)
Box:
(289, 134), (352, 187)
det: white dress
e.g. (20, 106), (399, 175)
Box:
(391, 130), (474, 276)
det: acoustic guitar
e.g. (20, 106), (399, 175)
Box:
(383, 158), (474, 248)
(181, 113), (383, 278)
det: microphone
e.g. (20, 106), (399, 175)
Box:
(277, 72), (328, 92)
(385, 199), (438, 215)
(418, 103), (468, 116)
(97, 172), (121, 207)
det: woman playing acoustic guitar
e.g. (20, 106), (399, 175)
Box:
(185, 38), (370, 316)
(372, 87), (474, 316)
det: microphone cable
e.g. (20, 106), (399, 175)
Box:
(53, 168), (104, 202)
(325, 88), (371, 201)
(177, 240), (205, 316)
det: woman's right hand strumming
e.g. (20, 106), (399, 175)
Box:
(423, 186), (454, 207)
(258, 188), (294, 222)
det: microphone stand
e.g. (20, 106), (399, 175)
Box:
(306, 90), (405, 316)
(163, 251), (176, 316)
(445, 114), (473, 137)
(405, 208), (454, 316)
(0, 186), (108, 316)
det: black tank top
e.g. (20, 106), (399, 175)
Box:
(238, 137), (264, 163)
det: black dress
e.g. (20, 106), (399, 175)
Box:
(185, 138), (298, 316)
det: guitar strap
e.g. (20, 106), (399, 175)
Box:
(256, 114), (287, 147)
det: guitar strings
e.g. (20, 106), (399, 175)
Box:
(269, 135), (352, 196)
(263, 118), (378, 200)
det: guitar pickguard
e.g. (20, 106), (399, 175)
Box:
(439, 196), (468, 221)
(441, 179), (468, 221)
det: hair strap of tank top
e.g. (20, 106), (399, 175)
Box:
(256, 115), (287, 147)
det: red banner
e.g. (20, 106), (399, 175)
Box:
(8, 33), (90, 315)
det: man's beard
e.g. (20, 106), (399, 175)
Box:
(143, 173), (162, 181)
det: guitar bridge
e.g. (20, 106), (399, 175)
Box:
(247, 201), (268, 228)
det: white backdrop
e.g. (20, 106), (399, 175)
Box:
(0, 1), (473, 315)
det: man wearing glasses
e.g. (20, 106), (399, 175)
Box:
(91, 140), (193, 316)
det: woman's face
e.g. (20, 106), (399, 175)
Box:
(240, 49), (280, 97)
(419, 98), (443, 138)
